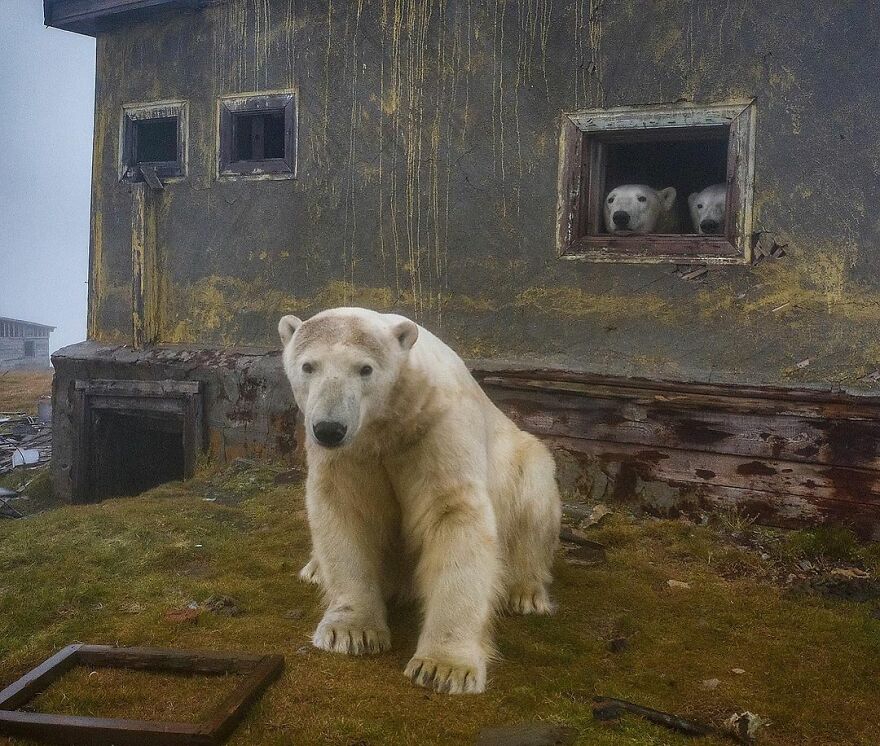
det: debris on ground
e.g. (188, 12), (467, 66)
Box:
(667, 579), (691, 589)
(607, 637), (628, 654)
(723, 711), (771, 743)
(592, 696), (714, 738)
(559, 526), (607, 566)
(476, 723), (577, 745)
(0, 412), (51, 476)
(204, 595), (243, 616)
(701, 678), (720, 690)
(164, 603), (202, 624)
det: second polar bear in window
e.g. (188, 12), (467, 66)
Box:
(604, 185), (678, 234)
(688, 183), (727, 234)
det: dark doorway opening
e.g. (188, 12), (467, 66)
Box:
(73, 379), (203, 504)
(91, 411), (185, 499)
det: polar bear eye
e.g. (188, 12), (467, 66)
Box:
(607, 196), (614, 204)
(697, 203), (704, 209)
(360, 365), (373, 377)
(301, 362), (314, 374)
(637, 195), (647, 203)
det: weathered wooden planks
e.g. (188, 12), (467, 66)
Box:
(475, 368), (880, 538)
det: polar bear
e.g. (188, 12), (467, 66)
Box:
(278, 307), (561, 694)
(604, 184), (678, 234)
(688, 183), (727, 234)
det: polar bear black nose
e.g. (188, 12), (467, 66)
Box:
(313, 420), (347, 447)
(612, 210), (630, 228)
(700, 219), (720, 234)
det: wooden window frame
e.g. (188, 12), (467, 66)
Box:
(556, 100), (756, 265)
(120, 100), (188, 182)
(218, 91), (297, 179)
(0, 644), (284, 745)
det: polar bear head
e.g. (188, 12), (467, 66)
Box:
(604, 184), (677, 234)
(688, 183), (727, 234)
(278, 308), (419, 449)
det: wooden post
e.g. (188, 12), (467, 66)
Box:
(130, 182), (160, 348)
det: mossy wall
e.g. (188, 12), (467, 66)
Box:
(88, 0), (880, 388)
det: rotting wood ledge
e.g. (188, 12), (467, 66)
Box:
(472, 365), (880, 540)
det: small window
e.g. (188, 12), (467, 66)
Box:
(219, 91), (297, 178)
(556, 101), (756, 264)
(120, 101), (187, 181)
(24, 341), (35, 357)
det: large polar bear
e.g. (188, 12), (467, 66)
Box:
(278, 307), (561, 694)
(605, 184), (678, 234)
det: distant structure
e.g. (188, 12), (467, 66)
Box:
(0, 317), (55, 371)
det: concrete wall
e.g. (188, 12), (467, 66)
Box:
(87, 0), (880, 390)
(0, 337), (52, 370)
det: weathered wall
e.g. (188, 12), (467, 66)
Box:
(0, 338), (52, 371)
(51, 341), (300, 502)
(88, 0), (880, 389)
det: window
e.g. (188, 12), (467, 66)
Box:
(120, 100), (187, 181)
(556, 100), (756, 264)
(218, 91), (297, 178)
(24, 341), (35, 357)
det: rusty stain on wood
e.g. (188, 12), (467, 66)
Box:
(475, 367), (880, 539)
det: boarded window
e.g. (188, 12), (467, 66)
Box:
(219, 92), (297, 178)
(24, 341), (35, 357)
(556, 101), (756, 264)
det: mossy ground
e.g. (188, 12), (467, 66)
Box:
(1, 461), (879, 745)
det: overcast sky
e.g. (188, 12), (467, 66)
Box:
(0, 0), (95, 355)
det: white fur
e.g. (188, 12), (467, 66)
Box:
(688, 183), (727, 234)
(604, 184), (677, 234)
(279, 307), (561, 694)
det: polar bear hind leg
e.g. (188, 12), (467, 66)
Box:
(505, 435), (561, 615)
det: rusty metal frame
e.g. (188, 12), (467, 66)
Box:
(0, 644), (284, 746)
(556, 100), (756, 265)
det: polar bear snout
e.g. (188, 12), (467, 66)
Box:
(313, 420), (348, 448)
(700, 218), (720, 234)
(612, 210), (630, 228)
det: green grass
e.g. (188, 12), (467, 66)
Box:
(1, 464), (879, 745)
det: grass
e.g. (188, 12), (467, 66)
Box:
(0, 371), (52, 414)
(0, 464), (879, 745)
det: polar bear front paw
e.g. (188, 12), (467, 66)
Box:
(507, 584), (555, 615)
(298, 557), (322, 585)
(404, 655), (486, 694)
(312, 616), (390, 655)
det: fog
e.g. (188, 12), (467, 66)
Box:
(0, 0), (96, 356)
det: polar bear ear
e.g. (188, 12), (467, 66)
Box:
(278, 315), (302, 346)
(658, 187), (677, 210)
(392, 319), (419, 351)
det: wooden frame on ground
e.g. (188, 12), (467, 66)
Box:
(0, 644), (284, 746)
(556, 100), (756, 265)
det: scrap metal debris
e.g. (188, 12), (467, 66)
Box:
(0, 412), (51, 476)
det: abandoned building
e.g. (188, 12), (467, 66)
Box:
(44, 1), (880, 537)
(0, 317), (54, 371)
